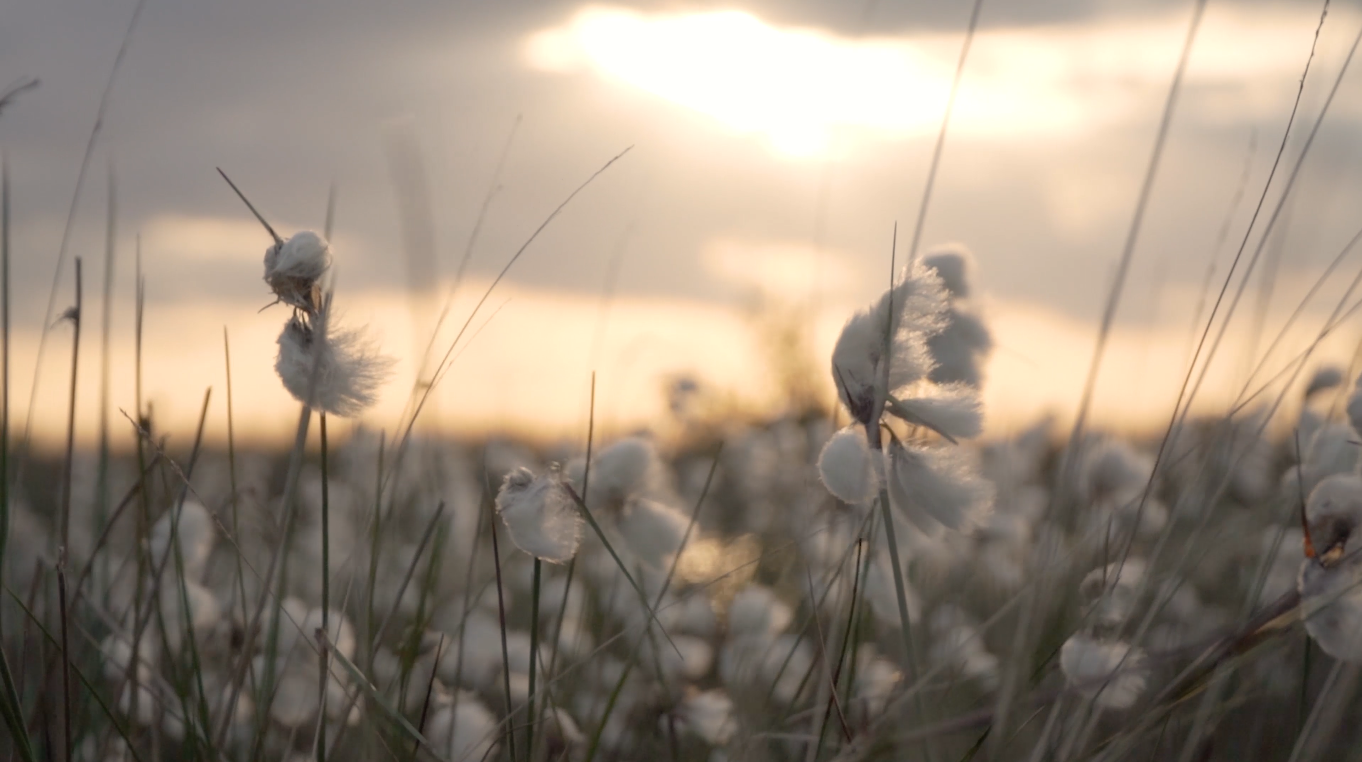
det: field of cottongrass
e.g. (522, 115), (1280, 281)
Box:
(10, 5), (1362, 762)
(5, 223), (1362, 762)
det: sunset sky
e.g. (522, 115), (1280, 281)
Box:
(2, 0), (1361, 448)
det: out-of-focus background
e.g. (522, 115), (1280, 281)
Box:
(3, 0), (1361, 446)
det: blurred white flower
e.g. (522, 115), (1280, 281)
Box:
(927, 606), (999, 691)
(425, 694), (498, 762)
(727, 584), (792, 640)
(495, 467), (583, 563)
(264, 230), (331, 312)
(1073, 437), (1154, 504)
(275, 309), (394, 417)
(617, 496), (690, 568)
(1079, 559), (1147, 627)
(864, 552), (922, 627)
(568, 436), (670, 510)
(1059, 634), (1147, 710)
(149, 499), (215, 580)
(156, 579), (221, 654)
(851, 648), (904, 717)
(817, 426), (879, 504)
(1303, 423), (1359, 488)
(677, 688), (737, 746)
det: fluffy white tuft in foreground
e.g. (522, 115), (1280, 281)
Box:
(495, 467), (583, 563)
(275, 312), (395, 417)
(1059, 634), (1147, 710)
(886, 382), (984, 442)
(818, 426), (879, 503)
(830, 262), (948, 426)
(264, 231), (332, 311)
(886, 440), (993, 533)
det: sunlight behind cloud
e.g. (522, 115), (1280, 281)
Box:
(525, 4), (1349, 157)
(526, 7), (952, 156)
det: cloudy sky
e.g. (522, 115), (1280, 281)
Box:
(2, 0), (1361, 447)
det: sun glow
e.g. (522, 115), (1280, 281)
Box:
(525, 4), (1347, 157)
(527, 7), (954, 156)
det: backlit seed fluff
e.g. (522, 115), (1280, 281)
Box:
(885, 382), (984, 442)
(830, 262), (948, 426)
(886, 440), (993, 534)
(264, 230), (332, 311)
(275, 313), (394, 417)
(495, 468), (583, 563)
(1059, 634), (1147, 710)
(818, 426), (879, 503)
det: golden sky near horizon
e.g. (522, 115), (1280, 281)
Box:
(13, 222), (1362, 452)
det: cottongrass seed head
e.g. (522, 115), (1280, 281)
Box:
(275, 309), (395, 417)
(830, 260), (949, 426)
(496, 467), (583, 563)
(264, 230), (332, 312)
(817, 426), (880, 504)
(886, 439), (993, 534)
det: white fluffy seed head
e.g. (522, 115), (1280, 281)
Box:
(495, 468), (583, 563)
(275, 312), (395, 417)
(817, 427), (878, 503)
(264, 231), (332, 311)
(831, 263), (949, 425)
(616, 496), (690, 568)
(1059, 634), (1147, 710)
(886, 440), (993, 534)
(885, 383), (983, 442)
